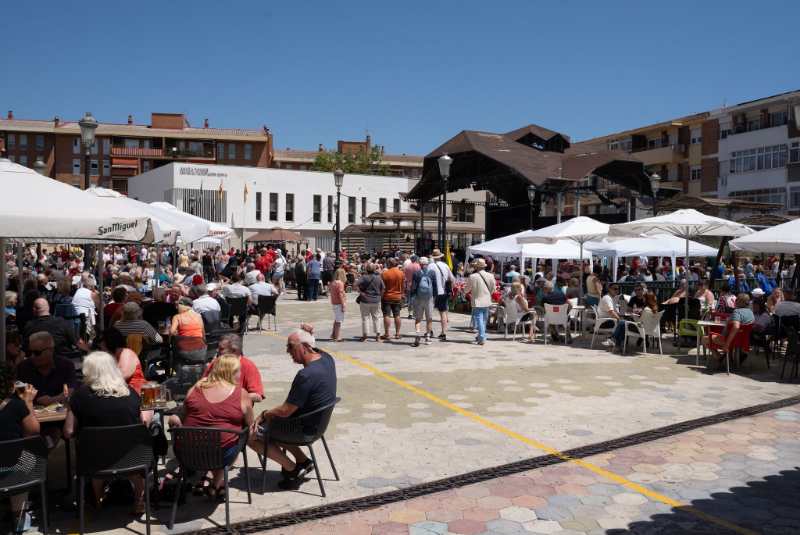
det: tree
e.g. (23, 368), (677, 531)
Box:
(312, 144), (390, 176)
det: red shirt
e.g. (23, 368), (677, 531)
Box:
(60, 250), (69, 262)
(203, 355), (264, 398)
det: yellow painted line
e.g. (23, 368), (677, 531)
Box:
(262, 331), (760, 535)
(68, 511), (92, 535)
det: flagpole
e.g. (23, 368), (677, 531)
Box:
(242, 182), (247, 252)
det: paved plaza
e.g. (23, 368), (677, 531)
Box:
(35, 295), (800, 535)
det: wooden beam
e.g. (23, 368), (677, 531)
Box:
(732, 250), (740, 292)
(710, 237), (728, 284)
(778, 253), (786, 288)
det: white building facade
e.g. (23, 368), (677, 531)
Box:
(127, 163), (416, 252)
(709, 90), (800, 213)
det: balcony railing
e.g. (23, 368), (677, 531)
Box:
(110, 147), (163, 157)
(164, 148), (215, 158)
(632, 143), (684, 153)
(731, 120), (787, 135)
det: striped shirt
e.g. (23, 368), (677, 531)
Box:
(114, 319), (163, 345)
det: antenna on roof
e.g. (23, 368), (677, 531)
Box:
(184, 110), (190, 128)
(365, 120), (368, 138)
(722, 96), (729, 108)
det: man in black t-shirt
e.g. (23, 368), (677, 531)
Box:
(248, 326), (337, 490)
(627, 283), (646, 311)
(23, 298), (90, 355)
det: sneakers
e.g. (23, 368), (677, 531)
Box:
(612, 345), (623, 354)
(13, 512), (31, 533)
(425, 338), (432, 345)
(299, 458), (315, 475)
(407, 315), (414, 320)
(477, 340), (485, 345)
(550, 332), (559, 342)
(438, 333), (446, 339)
(413, 335), (420, 347)
(566, 333), (574, 345)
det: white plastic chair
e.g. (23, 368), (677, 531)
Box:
(503, 298), (533, 341)
(590, 305), (618, 349)
(622, 310), (665, 357)
(542, 303), (570, 345)
(615, 294), (629, 315)
(567, 298), (581, 332)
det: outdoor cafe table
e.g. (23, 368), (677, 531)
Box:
(34, 407), (67, 423)
(696, 320), (723, 366)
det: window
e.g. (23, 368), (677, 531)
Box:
(790, 188), (800, 209)
(453, 203), (475, 222)
(91, 159), (98, 176)
(91, 181), (98, 188)
(667, 167), (679, 182)
(620, 137), (632, 152)
(647, 137), (662, 150)
(73, 137), (79, 153)
(179, 141), (185, 150)
(19, 155), (27, 166)
(348, 196), (356, 223)
(285, 164), (292, 170)
(285, 193), (294, 221)
(244, 144), (251, 160)
(792, 106), (797, 121)
(313, 195), (321, 222)
(103, 161), (110, 176)
(748, 118), (761, 132)
(379, 198), (387, 212)
(791, 142), (800, 164)
(393, 199), (400, 213)
(362, 197), (367, 219)
(730, 188), (785, 205)
(720, 125), (731, 139)
(189, 142), (202, 152)
(771, 111), (787, 127)
(217, 143), (224, 159)
(124, 139), (139, 149)
(102, 181), (110, 188)
(103, 138), (110, 154)
(690, 128), (702, 145)
(7, 156), (12, 163)
(73, 159), (80, 175)
(412, 169), (418, 178)
(300, 165), (306, 171)
(228, 144), (235, 159)
(327, 195), (332, 223)
(729, 145), (787, 173)
(72, 181), (80, 188)
(36, 135), (43, 151)
(403, 170), (409, 177)
(19, 135), (26, 150)
(269, 193), (278, 221)
(91, 139), (97, 154)
(608, 139), (619, 150)
(143, 161), (150, 172)
(7, 134), (14, 150)
(689, 165), (701, 181)
(255, 192), (262, 221)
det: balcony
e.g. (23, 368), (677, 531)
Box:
(725, 125), (787, 154)
(163, 147), (215, 159)
(110, 147), (163, 157)
(631, 144), (685, 166)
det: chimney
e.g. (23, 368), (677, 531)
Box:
(204, 118), (209, 128)
(128, 115), (133, 125)
(381, 145), (385, 155)
(54, 116), (60, 127)
(319, 143), (323, 152)
(263, 126), (270, 135)
(366, 134), (371, 149)
(7, 111), (12, 119)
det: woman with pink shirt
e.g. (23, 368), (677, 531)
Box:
(330, 268), (347, 341)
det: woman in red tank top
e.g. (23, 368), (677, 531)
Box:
(98, 327), (152, 426)
(171, 354), (253, 500)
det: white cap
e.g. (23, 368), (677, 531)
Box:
(207, 283), (218, 291)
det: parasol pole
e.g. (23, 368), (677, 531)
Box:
(0, 239), (6, 361)
(684, 236), (689, 329)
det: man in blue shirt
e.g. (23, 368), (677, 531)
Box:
(702, 293), (755, 373)
(306, 254), (322, 301)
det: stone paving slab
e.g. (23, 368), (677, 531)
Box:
(15, 295), (800, 535)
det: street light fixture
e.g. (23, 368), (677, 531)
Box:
(650, 172), (661, 217)
(527, 184), (537, 229)
(333, 168), (344, 259)
(33, 158), (46, 176)
(438, 153), (452, 249)
(79, 112), (98, 269)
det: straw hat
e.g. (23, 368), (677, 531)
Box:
(475, 258), (487, 269)
(431, 249), (444, 259)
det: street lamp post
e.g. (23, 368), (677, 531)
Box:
(650, 172), (661, 217)
(79, 112), (98, 269)
(334, 168), (344, 259)
(438, 153), (452, 251)
(527, 184), (537, 229)
(33, 158), (46, 176)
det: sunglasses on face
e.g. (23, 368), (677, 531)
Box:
(610, 287), (619, 292)
(30, 346), (53, 356)
(287, 342), (298, 350)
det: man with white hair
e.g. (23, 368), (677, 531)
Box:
(248, 325), (337, 490)
(410, 256), (437, 347)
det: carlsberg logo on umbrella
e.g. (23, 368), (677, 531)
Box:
(97, 220), (139, 236)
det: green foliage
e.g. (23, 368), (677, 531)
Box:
(312, 143), (390, 176)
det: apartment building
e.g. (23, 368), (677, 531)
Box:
(272, 135), (423, 178)
(0, 111), (273, 192)
(709, 90), (800, 214)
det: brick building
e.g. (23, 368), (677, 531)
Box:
(272, 134), (423, 178)
(0, 111), (273, 192)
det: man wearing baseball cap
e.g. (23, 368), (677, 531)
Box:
(429, 249), (454, 341)
(465, 258), (495, 345)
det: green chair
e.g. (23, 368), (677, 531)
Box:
(677, 319), (699, 355)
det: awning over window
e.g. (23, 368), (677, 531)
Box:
(111, 157), (138, 169)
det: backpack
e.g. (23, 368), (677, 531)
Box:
(417, 268), (434, 299)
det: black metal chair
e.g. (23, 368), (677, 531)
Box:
(258, 397), (341, 497)
(207, 327), (245, 346)
(162, 365), (205, 414)
(781, 326), (800, 382)
(256, 296), (278, 331)
(74, 424), (156, 535)
(225, 297), (249, 334)
(169, 335), (208, 376)
(0, 436), (49, 535)
(54, 304), (87, 341)
(167, 427), (251, 532)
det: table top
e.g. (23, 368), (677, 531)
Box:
(698, 320), (724, 327)
(35, 408), (67, 423)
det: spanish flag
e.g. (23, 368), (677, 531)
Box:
(218, 180), (223, 200)
(445, 241), (453, 270)
(244, 182), (248, 203)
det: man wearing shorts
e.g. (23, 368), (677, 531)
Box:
(410, 257), (437, 347)
(380, 258), (406, 340)
(430, 249), (454, 341)
(701, 293), (755, 373)
(247, 327), (337, 490)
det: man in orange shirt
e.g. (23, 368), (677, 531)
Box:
(380, 258), (406, 339)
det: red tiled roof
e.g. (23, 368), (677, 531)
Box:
(0, 118), (267, 138)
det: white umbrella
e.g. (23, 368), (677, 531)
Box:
(516, 217), (611, 299)
(86, 188), (209, 245)
(151, 201), (234, 240)
(729, 219), (800, 253)
(467, 230), (539, 260)
(609, 209), (754, 321)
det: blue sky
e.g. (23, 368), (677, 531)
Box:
(1, 1), (798, 156)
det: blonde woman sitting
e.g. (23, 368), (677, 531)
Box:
(170, 297), (205, 340)
(508, 281), (537, 340)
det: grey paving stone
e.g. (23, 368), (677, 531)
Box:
(545, 495), (582, 508)
(357, 477), (393, 489)
(651, 388), (671, 392)
(774, 415), (798, 421)
(707, 387), (727, 391)
(568, 504), (606, 519)
(720, 454), (750, 462)
(773, 516), (800, 528)
(737, 507), (777, 523)
(682, 479), (717, 491)
(738, 496), (779, 509)
(533, 505), (571, 521)
(703, 394), (725, 399)
(565, 429), (593, 437)
(484, 519), (524, 533)
(718, 461), (748, 471)
(410, 520), (449, 535)
(455, 438), (482, 446)
(665, 395), (686, 400)
(160, 521), (204, 534)
(678, 489), (713, 501)
(742, 385), (763, 390)
(700, 401), (722, 407)
(771, 506), (800, 520)
(391, 476), (423, 488)
(620, 370), (636, 374)
(651, 412), (676, 417)
(579, 495), (614, 507)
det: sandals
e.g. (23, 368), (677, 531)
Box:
(132, 499), (146, 515)
(380, 335), (391, 340)
(203, 484), (218, 499)
(193, 476), (213, 496)
(359, 335), (367, 342)
(394, 334), (402, 340)
(216, 486), (226, 502)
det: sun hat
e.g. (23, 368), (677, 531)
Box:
(430, 249), (444, 259)
(475, 258), (487, 269)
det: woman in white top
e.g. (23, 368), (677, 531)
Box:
(271, 253), (286, 295)
(507, 281), (536, 340)
(72, 278), (99, 329)
(694, 280), (715, 308)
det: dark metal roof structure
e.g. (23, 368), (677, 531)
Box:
(656, 195), (784, 214)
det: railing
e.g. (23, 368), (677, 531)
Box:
(110, 147), (163, 157)
(164, 148), (214, 158)
(631, 143), (684, 154)
(731, 120), (787, 135)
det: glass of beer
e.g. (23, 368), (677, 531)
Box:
(154, 384), (166, 408)
(141, 383), (155, 408)
(157, 321), (166, 334)
(15, 381), (25, 397)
